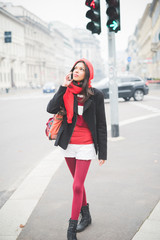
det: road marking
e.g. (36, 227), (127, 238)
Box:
(106, 100), (160, 130)
(146, 95), (160, 101)
(107, 112), (160, 133)
(108, 136), (125, 141)
(0, 147), (64, 239)
(129, 102), (160, 113)
(119, 113), (160, 126)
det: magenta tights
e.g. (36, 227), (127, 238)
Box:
(65, 157), (91, 220)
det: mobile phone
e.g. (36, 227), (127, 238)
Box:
(69, 72), (73, 80)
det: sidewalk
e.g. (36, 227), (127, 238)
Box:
(131, 200), (160, 240)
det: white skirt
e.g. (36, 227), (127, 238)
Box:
(62, 143), (97, 160)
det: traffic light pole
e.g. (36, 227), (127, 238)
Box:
(108, 31), (119, 137)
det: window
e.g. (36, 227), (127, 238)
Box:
(152, 2), (160, 26)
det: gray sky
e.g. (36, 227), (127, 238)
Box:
(8, 0), (152, 53)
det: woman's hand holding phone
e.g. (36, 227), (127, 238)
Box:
(62, 72), (73, 87)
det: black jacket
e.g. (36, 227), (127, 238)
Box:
(47, 86), (107, 160)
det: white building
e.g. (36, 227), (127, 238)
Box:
(0, 2), (105, 90)
(0, 7), (26, 89)
(49, 21), (75, 76)
(1, 3), (66, 87)
(51, 22), (105, 81)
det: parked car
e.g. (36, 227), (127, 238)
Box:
(92, 76), (149, 101)
(43, 82), (56, 93)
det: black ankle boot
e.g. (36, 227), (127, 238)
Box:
(67, 218), (78, 240)
(76, 203), (91, 232)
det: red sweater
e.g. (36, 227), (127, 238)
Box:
(69, 96), (93, 144)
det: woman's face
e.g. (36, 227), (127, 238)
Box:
(73, 62), (85, 81)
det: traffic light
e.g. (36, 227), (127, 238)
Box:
(4, 31), (12, 43)
(106, 0), (120, 33)
(85, 0), (101, 35)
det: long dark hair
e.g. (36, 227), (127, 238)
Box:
(71, 61), (94, 102)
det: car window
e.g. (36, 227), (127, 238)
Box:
(117, 78), (129, 83)
(130, 79), (141, 82)
(117, 77), (142, 83)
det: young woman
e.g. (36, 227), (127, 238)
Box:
(47, 58), (107, 240)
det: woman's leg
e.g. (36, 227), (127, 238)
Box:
(65, 157), (76, 178)
(71, 159), (91, 220)
(65, 158), (88, 207)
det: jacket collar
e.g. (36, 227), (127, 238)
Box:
(74, 95), (93, 114)
(83, 98), (92, 112)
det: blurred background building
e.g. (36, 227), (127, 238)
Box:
(0, 7), (26, 89)
(0, 2), (104, 90)
(0, 0), (160, 91)
(126, 0), (160, 80)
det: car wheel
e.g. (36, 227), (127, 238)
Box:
(123, 97), (131, 101)
(133, 89), (144, 101)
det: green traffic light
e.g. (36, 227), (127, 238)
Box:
(107, 19), (120, 32)
(110, 20), (118, 30)
(106, 0), (121, 33)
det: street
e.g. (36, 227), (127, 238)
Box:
(0, 88), (160, 240)
(0, 90), (53, 208)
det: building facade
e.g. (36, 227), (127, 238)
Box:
(50, 22), (105, 81)
(1, 3), (66, 88)
(0, 7), (26, 89)
(127, 0), (160, 79)
(0, 2), (105, 90)
(135, 4), (152, 78)
(150, 0), (160, 78)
